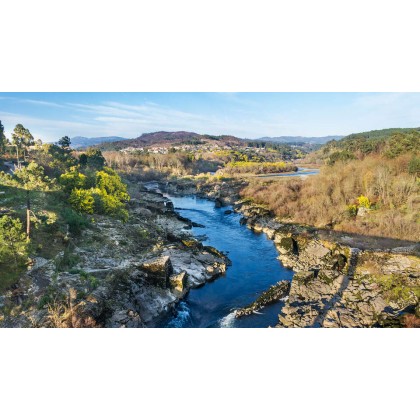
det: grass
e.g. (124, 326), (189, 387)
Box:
(240, 153), (420, 241)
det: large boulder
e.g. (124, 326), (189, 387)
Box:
(169, 271), (188, 296)
(141, 256), (173, 288)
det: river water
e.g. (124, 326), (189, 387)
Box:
(158, 194), (294, 328)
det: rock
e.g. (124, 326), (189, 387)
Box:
(141, 256), (173, 288)
(236, 280), (290, 318)
(215, 198), (223, 208)
(276, 237), (298, 255)
(169, 271), (188, 295)
(137, 208), (153, 217)
(357, 207), (370, 217)
(224, 210), (233, 215)
(293, 271), (315, 284)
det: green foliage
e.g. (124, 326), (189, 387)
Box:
(59, 169), (87, 194)
(34, 143), (77, 177)
(57, 135), (71, 150)
(11, 124), (34, 162)
(0, 120), (6, 154)
(408, 155), (420, 176)
(79, 148), (105, 169)
(383, 132), (420, 158)
(95, 167), (130, 201)
(376, 274), (420, 303)
(0, 216), (28, 287)
(62, 208), (90, 235)
(14, 162), (51, 190)
(346, 204), (358, 217)
(224, 161), (297, 175)
(65, 167), (129, 221)
(94, 190), (129, 221)
(327, 150), (355, 166)
(321, 128), (420, 163)
(69, 188), (95, 214)
(55, 248), (80, 271)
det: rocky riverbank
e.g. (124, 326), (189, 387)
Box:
(0, 182), (229, 328)
(161, 177), (420, 328)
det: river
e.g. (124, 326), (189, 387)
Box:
(158, 194), (294, 328)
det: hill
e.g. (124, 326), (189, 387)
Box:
(310, 127), (420, 165)
(97, 131), (244, 151)
(255, 135), (344, 144)
(71, 136), (128, 149)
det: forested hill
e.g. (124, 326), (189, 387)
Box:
(97, 131), (244, 150)
(316, 127), (420, 165)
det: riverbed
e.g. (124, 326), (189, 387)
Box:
(158, 194), (294, 328)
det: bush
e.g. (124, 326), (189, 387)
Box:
(69, 188), (95, 214)
(408, 155), (420, 176)
(59, 170), (87, 194)
(62, 208), (90, 235)
(357, 195), (371, 209)
(346, 204), (358, 217)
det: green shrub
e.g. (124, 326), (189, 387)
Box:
(59, 170), (87, 194)
(346, 204), (358, 217)
(69, 188), (95, 214)
(62, 208), (90, 235)
(408, 155), (420, 176)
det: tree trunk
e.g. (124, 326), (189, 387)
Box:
(16, 145), (20, 169)
(26, 189), (31, 240)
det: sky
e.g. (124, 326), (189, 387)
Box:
(1, 92), (420, 142)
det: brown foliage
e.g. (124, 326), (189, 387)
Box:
(241, 153), (420, 241)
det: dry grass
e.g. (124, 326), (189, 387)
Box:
(241, 153), (420, 241)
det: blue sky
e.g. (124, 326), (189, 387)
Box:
(1, 92), (420, 142)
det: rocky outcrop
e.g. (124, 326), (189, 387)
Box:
(232, 198), (420, 328)
(235, 280), (290, 318)
(169, 271), (188, 296)
(141, 256), (173, 288)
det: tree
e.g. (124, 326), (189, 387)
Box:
(0, 216), (28, 270)
(11, 124), (34, 167)
(79, 148), (105, 169)
(15, 162), (50, 239)
(57, 135), (71, 150)
(0, 120), (7, 155)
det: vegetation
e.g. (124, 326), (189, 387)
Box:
(241, 150), (419, 241)
(223, 161), (298, 175)
(0, 216), (28, 289)
(308, 128), (420, 165)
(0, 122), (131, 293)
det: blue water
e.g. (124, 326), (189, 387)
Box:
(158, 195), (294, 328)
(257, 167), (320, 178)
